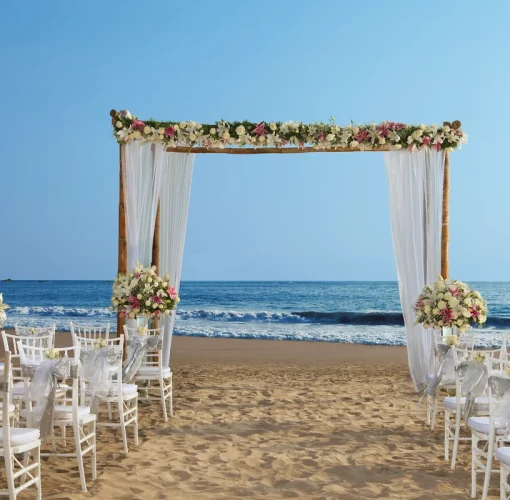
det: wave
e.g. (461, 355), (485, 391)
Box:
(8, 306), (510, 329)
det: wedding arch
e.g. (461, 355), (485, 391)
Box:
(109, 109), (468, 391)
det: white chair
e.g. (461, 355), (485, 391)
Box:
(78, 335), (138, 454)
(0, 352), (42, 499)
(468, 355), (510, 499)
(428, 331), (476, 430)
(70, 322), (110, 340)
(124, 324), (173, 421)
(18, 343), (97, 492)
(2, 332), (56, 421)
(444, 346), (492, 469)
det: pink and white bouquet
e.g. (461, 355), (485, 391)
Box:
(414, 276), (487, 333)
(110, 263), (180, 319)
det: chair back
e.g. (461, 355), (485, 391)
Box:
(72, 330), (118, 352)
(70, 322), (110, 341)
(18, 343), (81, 426)
(2, 331), (55, 384)
(0, 352), (12, 449)
(124, 325), (165, 370)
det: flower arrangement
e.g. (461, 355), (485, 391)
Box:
(445, 335), (461, 346)
(94, 339), (107, 349)
(28, 327), (37, 335)
(415, 276), (488, 333)
(110, 110), (468, 153)
(473, 353), (486, 363)
(137, 326), (148, 335)
(44, 348), (59, 360)
(110, 262), (180, 319)
(0, 293), (9, 327)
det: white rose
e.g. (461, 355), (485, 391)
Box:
(449, 297), (459, 307)
(424, 305), (431, 313)
(394, 144), (402, 150)
(162, 282), (168, 287)
(143, 126), (151, 134)
(116, 121), (123, 128)
(258, 136), (265, 143)
(433, 308), (439, 315)
(147, 277), (152, 283)
(438, 300), (446, 310)
(326, 134), (335, 142)
(179, 121), (187, 129)
(164, 310), (170, 315)
(152, 303), (158, 309)
(349, 140), (359, 149)
(137, 294), (142, 300)
(443, 125), (451, 132)
(222, 131), (230, 139)
(190, 133), (197, 141)
(113, 300), (118, 306)
(419, 124), (425, 130)
(379, 138), (386, 144)
(158, 128), (164, 134)
(437, 293), (444, 299)
(235, 125), (246, 135)
(270, 122), (277, 131)
(228, 137), (235, 144)
(174, 124), (180, 130)
(145, 300), (151, 306)
(352, 126), (360, 134)
(444, 292), (452, 300)
(159, 304), (164, 309)
(159, 134), (164, 140)
(462, 308), (471, 318)
(210, 128), (216, 135)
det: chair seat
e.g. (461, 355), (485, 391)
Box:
(427, 373), (454, 387)
(468, 416), (507, 435)
(135, 366), (171, 378)
(109, 383), (138, 396)
(443, 396), (489, 411)
(497, 447), (510, 465)
(54, 405), (90, 417)
(0, 428), (40, 445)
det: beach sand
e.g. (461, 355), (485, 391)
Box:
(2, 335), (495, 499)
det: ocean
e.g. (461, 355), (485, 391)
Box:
(2, 281), (510, 347)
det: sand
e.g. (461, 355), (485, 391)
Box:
(2, 335), (499, 499)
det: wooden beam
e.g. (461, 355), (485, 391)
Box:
(117, 144), (127, 337)
(165, 146), (393, 154)
(441, 152), (450, 278)
(151, 201), (161, 329)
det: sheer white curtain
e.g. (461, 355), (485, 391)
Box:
(122, 142), (164, 268)
(122, 142), (164, 331)
(384, 150), (445, 391)
(159, 153), (195, 368)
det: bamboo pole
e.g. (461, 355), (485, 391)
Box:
(166, 146), (393, 154)
(117, 144), (127, 337)
(441, 152), (450, 278)
(152, 201), (161, 329)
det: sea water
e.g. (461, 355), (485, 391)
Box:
(2, 281), (510, 347)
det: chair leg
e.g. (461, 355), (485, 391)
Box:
(5, 454), (16, 500)
(134, 399), (139, 447)
(445, 410), (450, 461)
(91, 420), (97, 482)
(119, 399), (128, 454)
(35, 445), (42, 500)
(20, 451), (29, 485)
(472, 435), (479, 498)
(160, 378), (168, 421)
(451, 410), (461, 470)
(74, 423), (87, 492)
(169, 376), (173, 417)
(426, 394), (431, 426)
(431, 386), (440, 430)
(62, 425), (67, 447)
(107, 401), (113, 420)
(482, 436), (496, 500)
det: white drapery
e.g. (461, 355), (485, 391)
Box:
(122, 142), (164, 269)
(159, 153), (195, 368)
(384, 150), (445, 392)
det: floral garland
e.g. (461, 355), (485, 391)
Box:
(110, 110), (467, 152)
(414, 276), (487, 333)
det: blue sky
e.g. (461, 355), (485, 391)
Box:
(1, 1), (509, 281)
